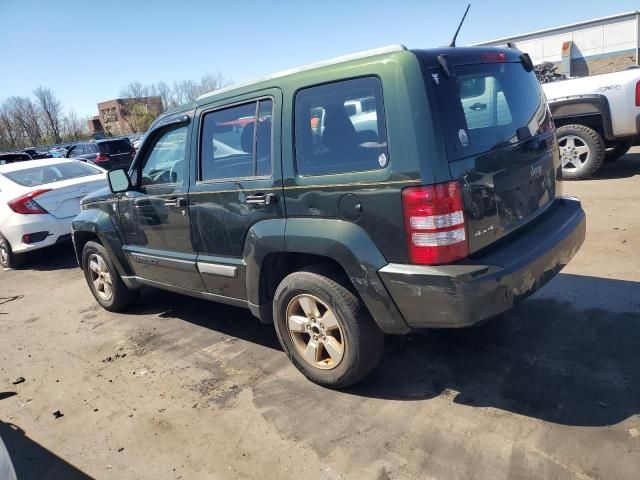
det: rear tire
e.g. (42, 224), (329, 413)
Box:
(0, 234), (25, 269)
(557, 124), (605, 180)
(272, 266), (384, 388)
(605, 141), (632, 162)
(82, 241), (138, 311)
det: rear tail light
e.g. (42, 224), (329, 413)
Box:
(402, 181), (468, 265)
(635, 80), (640, 107)
(95, 153), (110, 163)
(8, 189), (52, 215)
(480, 51), (507, 63)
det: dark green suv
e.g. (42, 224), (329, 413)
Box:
(72, 45), (586, 388)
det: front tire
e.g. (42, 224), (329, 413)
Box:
(0, 234), (25, 269)
(82, 241), (138, 311)
(557, 124), (605, 180)
(273, 267), (384, 388)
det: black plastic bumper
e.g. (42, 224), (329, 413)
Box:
(378, 197), (586, 329)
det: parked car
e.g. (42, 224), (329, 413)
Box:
(21, 148), (50, 159)
(542, 68), (640, 179)
(0, 152), (32, 165)
(66, 138), (135, 170)
(0, 158), (107, 268)
(49, 146), (68, 158)
(72, 45), (585, 388)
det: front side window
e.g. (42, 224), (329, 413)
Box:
(200, 98), (273, 181)
(140, 125), (188, 186)
(295, 77), (388, 176)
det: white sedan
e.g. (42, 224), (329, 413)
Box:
(0, 159), (107, 268)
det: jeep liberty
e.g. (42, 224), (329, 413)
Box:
(72, 45), (586, 388)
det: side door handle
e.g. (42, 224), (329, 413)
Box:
(469, 102), (487, 111)
(164, 197), (185, 207)
(245, 193), (276, 205)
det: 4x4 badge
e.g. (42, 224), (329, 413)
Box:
(458, 129), (469, 147)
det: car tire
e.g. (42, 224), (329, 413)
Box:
(605, 140), (633, 162)
(272, 266), (384, 388)
(557, 124), (605, 180)
(82, 241), (138, 312)
(0, 234), (25, 269)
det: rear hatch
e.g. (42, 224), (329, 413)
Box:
(98, 139), (133, 169)
(415, 48), (561, 254)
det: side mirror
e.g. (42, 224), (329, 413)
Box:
(107, 168), (131, 193)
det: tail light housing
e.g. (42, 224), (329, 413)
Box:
(635, 80), (640, 107)
(95, 153), (110, 163)
(8, 189), (52, 214)
(402, 181), (468, 265)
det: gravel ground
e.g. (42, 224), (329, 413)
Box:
(1, 150), (639, 480)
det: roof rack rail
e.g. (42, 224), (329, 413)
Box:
(197, 44), (407, 101)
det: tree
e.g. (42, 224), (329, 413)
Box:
(62, 111), (85, 141)
(5, 96), (43, 146)
(154, 81), (174, 110)
(0, 102), (18, 150)
(33, 86), (63, 143)
(120, 81), (150, 99)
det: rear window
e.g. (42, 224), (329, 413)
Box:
(98, 139), (131, 154)
(423, 61), (550, 161)
(2, 162), (102, 187)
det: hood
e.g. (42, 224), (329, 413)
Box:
(81, 186), (115, 205)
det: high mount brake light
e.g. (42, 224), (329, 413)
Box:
(402, 181), (469, 265)
(8, 189), (52, 214)
(480, 52), (507, 63)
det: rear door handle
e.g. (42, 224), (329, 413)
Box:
(245, 193), (275, 205)
(469, 102), (487, 111)
(164, 197), (185, 207)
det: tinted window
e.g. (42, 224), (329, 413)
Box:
(295, 77), (388, 176)
(141, 126), (188, 186)
(200, 99), (273, 181)
(86, 143), (99, 153)
(424, 61), (550, 161)
(3, 162), (102, 187)
(99, 139), (131, 154)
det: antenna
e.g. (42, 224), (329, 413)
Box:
(448, 4), (471, 48)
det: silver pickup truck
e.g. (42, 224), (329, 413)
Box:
(543, 68), (640, 179)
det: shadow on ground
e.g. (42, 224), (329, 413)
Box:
(12, 243), (78, 272)
(0, 421), (91, 480)
(350, 273), (640, 427)
(592, 151), (640, 180)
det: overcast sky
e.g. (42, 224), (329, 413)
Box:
(1, 0), (638, 118)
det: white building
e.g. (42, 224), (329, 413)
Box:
(475, 11), (639, 77)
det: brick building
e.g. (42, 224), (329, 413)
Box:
(474, 11), (639, 77)
(87, 96), (164, 135)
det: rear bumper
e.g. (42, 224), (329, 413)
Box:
(378, 197), (586, 329)
(1, 214), (73, 254)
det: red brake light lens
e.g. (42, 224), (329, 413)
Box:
(635, 80), (640, 107)
(402, 181), (468, 265)
(8, 189), (52, 214)
(480, 51), (507, 63)
(95, 153), (110, 163)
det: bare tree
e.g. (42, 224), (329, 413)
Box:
(62, 111), (85, 141)
(120, 81), (151, 99)
(6, 96), (43, 146)
(197, 72), (230, 96)
(0, 102), (18, 150)
(154, 81), (174, 110)
(171, 79), (199, 105)
(33, 86), (63, 143)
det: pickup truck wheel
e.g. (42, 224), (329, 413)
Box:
(0, 234), (25, 269)
(82, 241), (138, 312)
(273, 268), (384, 388)
(605, 141), (633, 162)
(557, 124), (605, 180)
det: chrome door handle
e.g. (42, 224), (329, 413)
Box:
(245, 193), (275, 205)
(164, 197), (185, 207)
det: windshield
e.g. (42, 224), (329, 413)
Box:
(2, 162), (103, 187)
(422, 61), (551, 161)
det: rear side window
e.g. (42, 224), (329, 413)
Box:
(422, 61), (550, 161)
(200, 98), (273, 181)
(2, 162), (102, 187)
(295, 77), (388, 176)
(99, 139), (131, 154)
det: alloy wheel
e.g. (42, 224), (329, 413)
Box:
(0, 240), (8, 267)
(559, 135), (590, 171)
(286, 294), (345, 370)
(88, 253), (113, 301)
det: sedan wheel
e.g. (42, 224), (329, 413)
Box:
(287, 294), (345, 370)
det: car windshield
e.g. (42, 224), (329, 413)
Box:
(99, 139), (131, 154)
(420, 60), (550, 161)
(2, 162), (103, 187)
